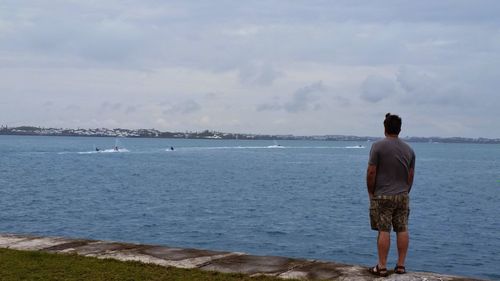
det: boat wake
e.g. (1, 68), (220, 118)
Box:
(79, 148), (130, 154)
(58, 149), (130, 155)
(180, 145), (364, 150)
(344, 145), (365, 149)
(267, 145), (285, 149)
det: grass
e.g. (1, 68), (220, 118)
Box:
(0, 248), (291, 281)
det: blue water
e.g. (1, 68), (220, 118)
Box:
(0, 135), (499, 280)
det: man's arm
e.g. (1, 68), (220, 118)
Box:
(366, 165), (377, 199)
(408, 168), (414, 193)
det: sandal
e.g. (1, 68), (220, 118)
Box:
(394, 265), (406, 274)
(368, 264), (388, 277)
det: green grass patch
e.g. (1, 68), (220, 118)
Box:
(0, 248), (290, 281)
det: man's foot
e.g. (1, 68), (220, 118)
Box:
(368, 265), (388, 277)
(394, 265), (406, 274)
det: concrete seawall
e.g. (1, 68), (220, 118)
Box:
(0, 233), (483, 280)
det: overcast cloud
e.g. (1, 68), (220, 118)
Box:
(1, 1), (499, 138)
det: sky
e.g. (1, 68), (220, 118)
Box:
(1, 1), (499, 138)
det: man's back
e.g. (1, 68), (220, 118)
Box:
(369, 138), (415, 196)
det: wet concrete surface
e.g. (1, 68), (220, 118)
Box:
(0, 233), (483, 280)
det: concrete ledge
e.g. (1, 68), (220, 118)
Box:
(0, 233), (483, 280)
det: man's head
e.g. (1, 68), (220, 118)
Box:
(384, 113), (402, 136)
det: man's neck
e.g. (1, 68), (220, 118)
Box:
(385, 133), (399, 138)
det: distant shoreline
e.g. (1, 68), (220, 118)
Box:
(1, 126), (499, 144)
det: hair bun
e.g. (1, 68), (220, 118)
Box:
(385, 113), (391, 118)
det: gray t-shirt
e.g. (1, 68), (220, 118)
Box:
(368, 137), (416, 196)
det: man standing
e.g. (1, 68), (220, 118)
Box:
(366, 113), (415, 277)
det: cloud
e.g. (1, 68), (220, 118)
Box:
(395, 66), (463, 106)
(284, 81), (326, 113)
(64, 104), (81, 111)
(100, 102), (122, 111)
(332, 95), (351, 107)
(204, 92), (218, 100)
(238, 62), (283, 86)
(162, 100), (201, 115)
(256, 102), (282, 112)
(257, 81), (327, 113)
(396, 67), (434, 94)
(125, 105), (137, 114)
(360, 75), (396, 103)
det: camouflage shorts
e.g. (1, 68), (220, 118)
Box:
(370, 194), (409, 232)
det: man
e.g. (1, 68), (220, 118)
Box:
(366, 113), (415, 277)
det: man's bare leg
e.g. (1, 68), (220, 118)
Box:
(396, 231), (409, 267)
(377, 231), (390, 268)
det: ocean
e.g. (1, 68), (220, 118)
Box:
(0, 135), (498, 280)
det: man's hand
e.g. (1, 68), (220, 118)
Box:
(408, 168), (414, 193)
(366, 165), (377, 198)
